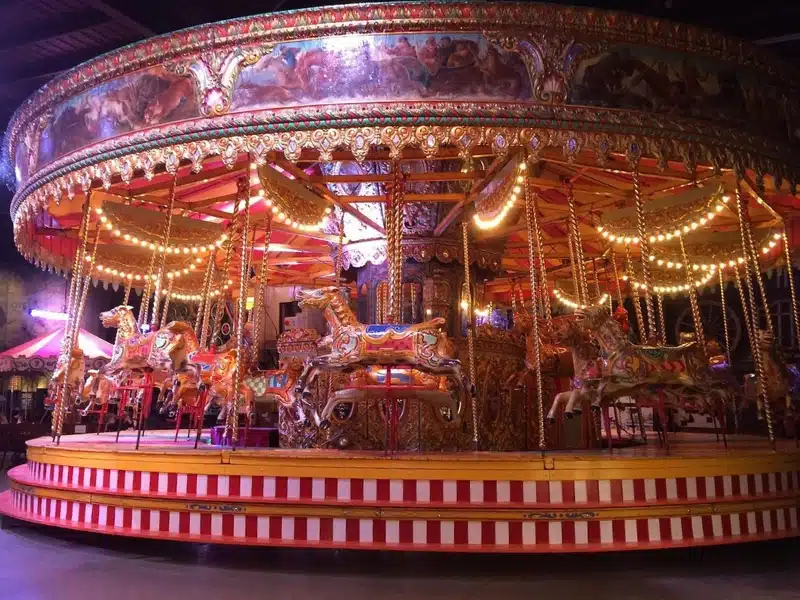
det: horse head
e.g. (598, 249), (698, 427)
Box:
(574, 305), (610, 331)
(100, 305), (135, 328)
(297, 286), (341, 310)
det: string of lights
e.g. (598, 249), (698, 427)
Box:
(94, 207), (227, 255)
(552, 287), (610, 310)
(596, 192), (731, 246)
(473, 161), (527, 230)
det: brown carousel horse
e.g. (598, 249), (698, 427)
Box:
(294, 286), (466, 428)
(574, 305), (731, 451)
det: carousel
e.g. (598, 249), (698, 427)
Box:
(1, 2), (799, 552)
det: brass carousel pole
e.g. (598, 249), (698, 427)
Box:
(195, 250), (215, 341)
(524, 170), (546, 450)
(625, 244), (647, 343)
(159, 276), (174, 329)
(633, 167), (657, 341)
(781, 230), (800, 348)
(251, 217), (272, 366)
(734, 179), (774, 446)
(718, 269), (733, 365)
(211, 218), (238, 348)
(150, 175), (178, 329)
(610, 250), (625, 311)
(656, 294), (666, 345)
(678, 234), (707, 357)
(56, 216), (101, 443)
(63, 201), (91, 355)
(566, 183), (585, 306)
(530, 189), (551, 323)
(462, 221), (479, 450)
(229, 177), (251, 446)
(199, 258), (216, 350)
(138, 249), (158, 328)
(386, 161), (404, 323)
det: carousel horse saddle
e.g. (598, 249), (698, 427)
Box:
(364, 324), (412, 335)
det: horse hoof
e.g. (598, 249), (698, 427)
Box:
(564, 412), (574, 419)
(320, 420), (330, 430)
(546, 417), (556, 425)
(302, 390), (313, 399)
(303, 419), (312, 428)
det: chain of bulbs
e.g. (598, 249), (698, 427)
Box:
(473, 161), (527, 230)
(597, 194), (732, 246)
(624, 265), (717, 295)
(552, 287), (610, 310)
(645, 232), (782, 272)
(94, 207), (227, 254)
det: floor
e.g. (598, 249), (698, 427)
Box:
(2, 472), (800, 600)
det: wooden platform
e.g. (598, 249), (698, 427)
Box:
(1, 431), (799, 553)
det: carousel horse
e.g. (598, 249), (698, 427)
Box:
(743, 329), (800, 435)
(45, 347), (86, 412)
(293, 286), (466, 428)
(505, 310), (573, 390)
(244, 360), (310, 425)
(574, 305), (731, 450)
(544, 314), (603, 422)
(96, 305), (201, 388)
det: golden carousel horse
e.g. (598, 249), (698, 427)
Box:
(743, 329), (800, 435)
(96, 305), (201, 386)
(294, 286), (466, 428)
(505, 310), (573, 391)
(45, 347), (86, 414)
(574, 305), (731, 450)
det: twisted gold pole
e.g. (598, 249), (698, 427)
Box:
(150, 175), (178, 329)
(63, 200), (91, 355)
(625, 244), (646, 343)
(634, 167), (657, 341)
(251, 218), (272, 366)
(566, 183), (587, 305)
(195, 252), (215, 340)
(524, 180), (546, 450)
(211, 222), (237, 347)
(200, 256), (217, 350)
(138, 247), (158, 328)
(230, 178), (251, 445)
(718, 269), (732, 364)
(679, 234), (706, 357)
(56, 221), (101, 440)
(733, 181), (774, 446)
(160, 277), (173, 329)
(462, 222), (479, 449)
(782, 230), (800, 348)
(611, 250), (625, 311)
(656, 294), (666, 345)
(529, 189), (551, 322)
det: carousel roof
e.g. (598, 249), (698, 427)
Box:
(0, 327), (113, 360)
(3, 2), (799, 305)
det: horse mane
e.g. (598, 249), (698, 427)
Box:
(164, 321), (201, 352)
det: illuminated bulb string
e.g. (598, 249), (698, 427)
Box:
(646, 232), (783, 272)
(552, 287), (610, 310)
(94, 207), (227, 255)
(85, 251), (216, 282)
(626, 265), (717, 296)
(473, 161), (527, 230)
(597, 194), (732, 246)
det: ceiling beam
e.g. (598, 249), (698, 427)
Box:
(83, 0), (156, 37)
(307, 171), (485, 184)
(337, 193), (464, 204)
(274, 157), (385, 235)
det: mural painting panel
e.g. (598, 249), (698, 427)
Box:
(36, 66), (198, 167)
(570, 44), (793, 144)
(231, 33), (532, 111)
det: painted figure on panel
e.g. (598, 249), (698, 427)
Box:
(231, 33), (531, 111)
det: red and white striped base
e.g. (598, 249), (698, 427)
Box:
(6, 486), (798, 551)
(3, 433), (800, 552)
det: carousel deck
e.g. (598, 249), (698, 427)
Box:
(2, 431), (798, 553)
